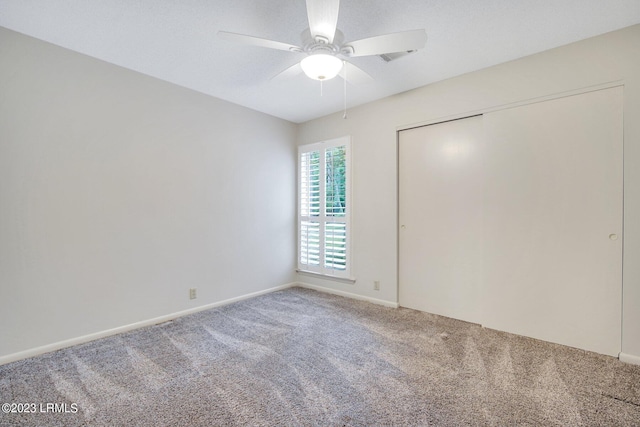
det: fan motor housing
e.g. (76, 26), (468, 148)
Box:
(301, 28), (350, 56)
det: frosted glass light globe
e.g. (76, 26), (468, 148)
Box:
(300, 54), (343, 81)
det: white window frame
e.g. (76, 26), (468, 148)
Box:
(297, 136), (353, 281)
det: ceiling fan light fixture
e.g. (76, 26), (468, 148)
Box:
(300, 54), (343, 81)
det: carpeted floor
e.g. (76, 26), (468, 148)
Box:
(1, 287), (639, 426)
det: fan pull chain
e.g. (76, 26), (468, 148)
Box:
(343, 61), (347, 119)
(320, 80), (323, 96)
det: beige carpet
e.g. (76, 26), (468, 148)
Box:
(1, 287), (639, 426)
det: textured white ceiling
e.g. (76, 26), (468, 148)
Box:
(1, 0), (639, 123)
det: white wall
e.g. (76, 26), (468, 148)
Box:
(296, 24), (640, 362)
(0, 27), (297, 360)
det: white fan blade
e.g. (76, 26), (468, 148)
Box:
(306, 0), (340, 44)
(338, 62), (373, 85)
(218, 31), (302, 52)
(271, 62), (304, 81)
(345, 29), (427, 57)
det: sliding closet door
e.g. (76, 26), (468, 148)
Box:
(482, 87), (623, 356)
(399, 87), (622, 356)
(399, 115), (484, 324)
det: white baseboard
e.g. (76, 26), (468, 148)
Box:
(619, 352), (640, 366)
(296, 282), (399, 308)
(0, 283), (297, 366)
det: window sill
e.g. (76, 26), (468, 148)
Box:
(296, 269), (356, 284)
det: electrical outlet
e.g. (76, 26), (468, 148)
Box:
(189, 288), (197, 299)
(374, 281), (380, 291)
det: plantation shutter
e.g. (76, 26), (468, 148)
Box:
(298, 136), (351, 278)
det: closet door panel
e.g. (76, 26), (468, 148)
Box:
(482, 87), (623, 356)
(399, 115), (484, 324)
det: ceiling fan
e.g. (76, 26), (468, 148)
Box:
(218, 0), (427, 84)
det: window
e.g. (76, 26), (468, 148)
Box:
(298, 136), (351, 279)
